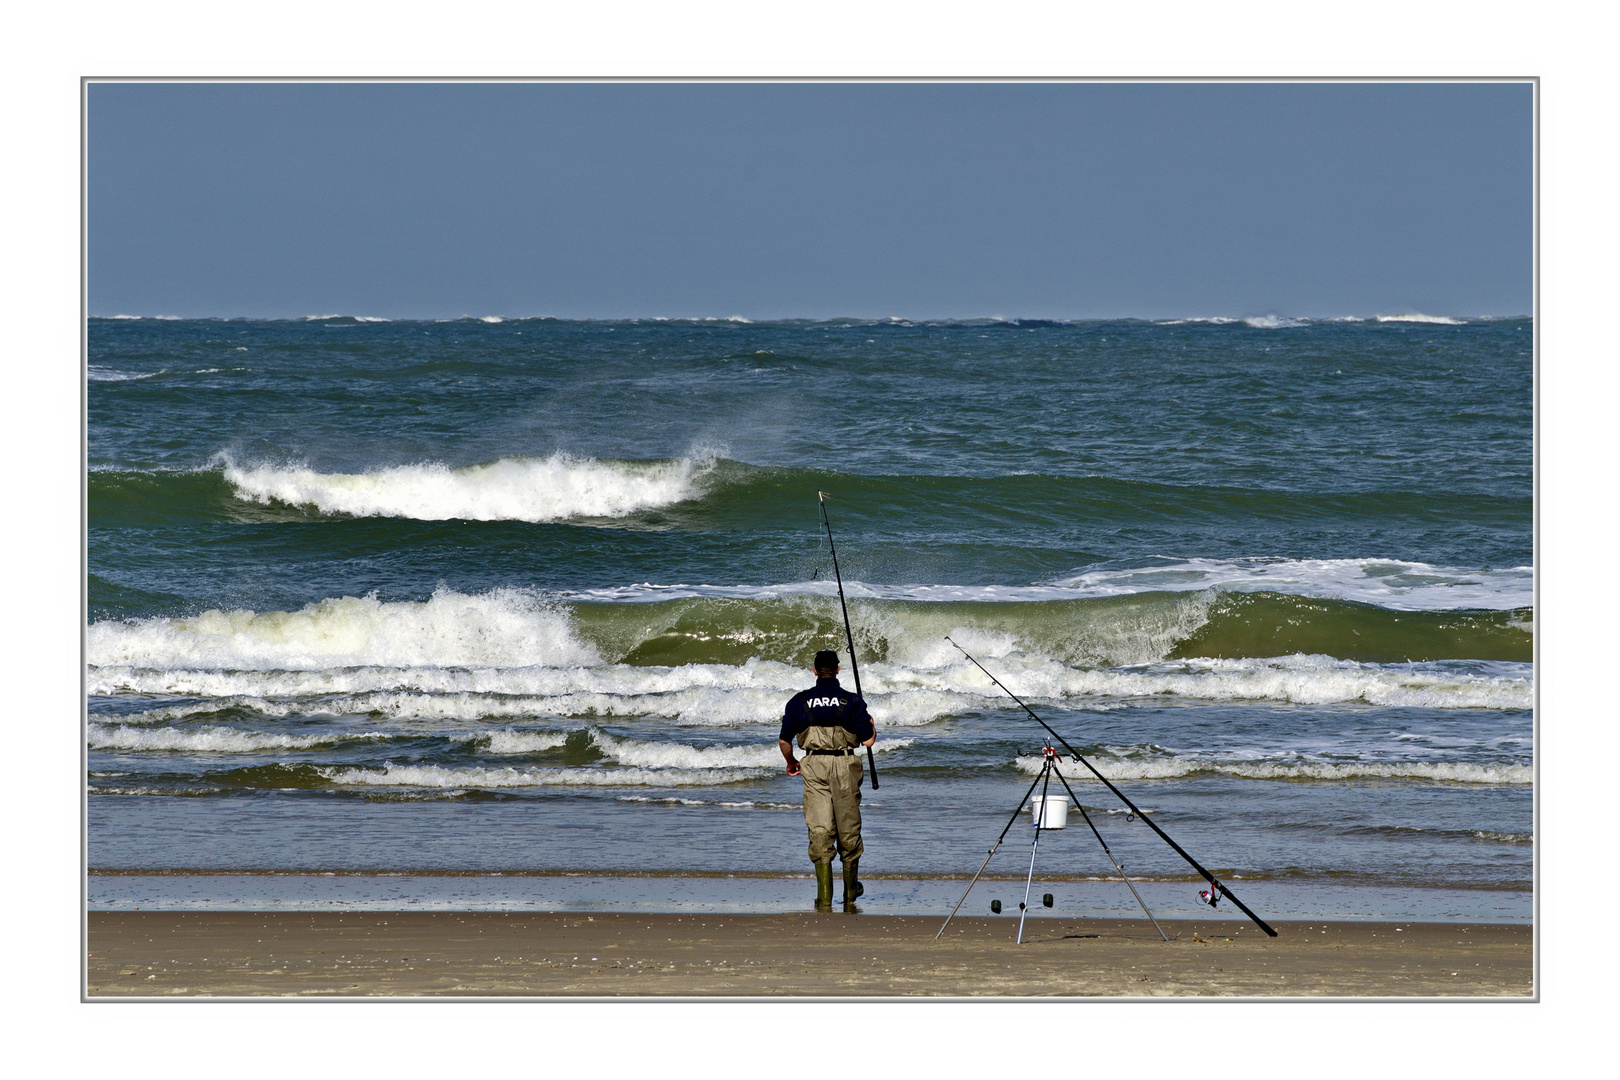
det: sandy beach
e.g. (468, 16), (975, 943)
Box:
(87, 911), (1532, 998)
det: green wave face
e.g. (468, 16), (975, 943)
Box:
(89, 469), (324, 525)
(567, 591), (1532, 668)
(1169, 592), (1532, 663)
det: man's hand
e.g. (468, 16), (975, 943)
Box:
(779, 738), (801, 776)
(862, 735), (876, 748)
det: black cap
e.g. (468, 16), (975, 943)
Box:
(813, 649), (839, 672)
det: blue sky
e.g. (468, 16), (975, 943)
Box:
(89, 81), (1531, 320)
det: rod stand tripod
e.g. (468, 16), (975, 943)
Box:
(937, 745), (1172, 943)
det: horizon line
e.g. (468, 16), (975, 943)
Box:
(90, 311), (1533, 324)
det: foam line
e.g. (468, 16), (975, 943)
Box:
(318, 763), (771, 788)
(89, 654), (1531, 713)
(1015, 755), (1530, 784)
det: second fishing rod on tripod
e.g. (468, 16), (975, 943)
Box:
(816, 491), (878, 789)
(941, 741), (1172, 944)
(938, 636), (1279, 940)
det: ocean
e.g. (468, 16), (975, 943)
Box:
(86, 314), (1533, 924)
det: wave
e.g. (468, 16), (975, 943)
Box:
(216, 452), (716, 523)
(89, 457), (1530, 537)
(1376, 314), (1466, 325)
(100, 697), (297, 724)
(86, 723), (390, 753)
(1048, 557), (1530, 612)
(479, 729), (571, 754)
(318, 763), (771, 788)
(87, 588), (600, 670)
(617, 796), (799, 810)
(88, 367), (164, 382)
(1241, 315), (1307, 329)
(82, 722), (907, 780)
(90, 653), (1530, 718)
(1014, 754), (1529, 785)
(591, 730), (909, 770)
(565, 590), (1531, 667)
(86, 585), (1532, 687)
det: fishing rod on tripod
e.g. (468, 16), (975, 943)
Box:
(816, 492), (878, 789)
(944, 637), (1278, 938)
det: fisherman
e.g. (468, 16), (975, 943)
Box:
(779, 648), (876, 911)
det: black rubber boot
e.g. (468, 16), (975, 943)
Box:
(813, 861), (834, 911)
(841, 858), (864, 910)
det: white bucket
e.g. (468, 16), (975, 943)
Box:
(1030, 794), (1069, 829)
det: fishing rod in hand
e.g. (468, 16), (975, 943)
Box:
(945, 636), (1277, 937)
(817, 491), (878, 789)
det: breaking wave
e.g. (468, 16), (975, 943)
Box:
(86, 723), (390, 753)
(87, 588), (599, 670)
(218, 452), (716, 522)
(1376, 313), (1466, 325)
(89, 655), (1530, 716)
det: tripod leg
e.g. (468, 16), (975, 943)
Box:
(936, 767), (1049, 939)
(1017, 825), (1041, 944)
(1017, 762), (1055, 944)
(1052, 767), (1172, 942)
(1115, 867), (1172, 943)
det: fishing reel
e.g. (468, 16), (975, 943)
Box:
(1199, 886), (1221, 908)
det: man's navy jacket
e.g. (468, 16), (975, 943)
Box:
(779, 676), (875, 744)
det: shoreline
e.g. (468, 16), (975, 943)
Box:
(87, 870), (1534, 924)
(87, 911), (1533, 998)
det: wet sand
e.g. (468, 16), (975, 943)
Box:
(87, 911), (1533, 997)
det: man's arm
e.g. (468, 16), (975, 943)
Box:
(779, 739), (801, 776)
(854, 697), (876, 747)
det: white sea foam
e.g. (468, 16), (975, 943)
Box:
(86, 580), (1530, 712)
(1047, 558), (1533, 612)
(561, 559), (1532, 612)
(125, 681), (948, 729)
(479, 316), (505, 323)
(319, 763), (770, 788)
(1014, 754), (1529, 785)
(218, 452), (714, 522)
(478, 729), (571, 754)
(590, 730), (910, 770)
(969, 653), (1531, 710)
(108, 314), (142, 320)
(617, 796), (799, 809)
(89, 648), (1531, 713)
(86, 588), (599, 670)
(86, 723), (388, 753)
(88, 367), (162, 382)
(1242, 315), (1307, 329)
(109, 697), (296, 724)
(1375, 313), (1466, 325)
